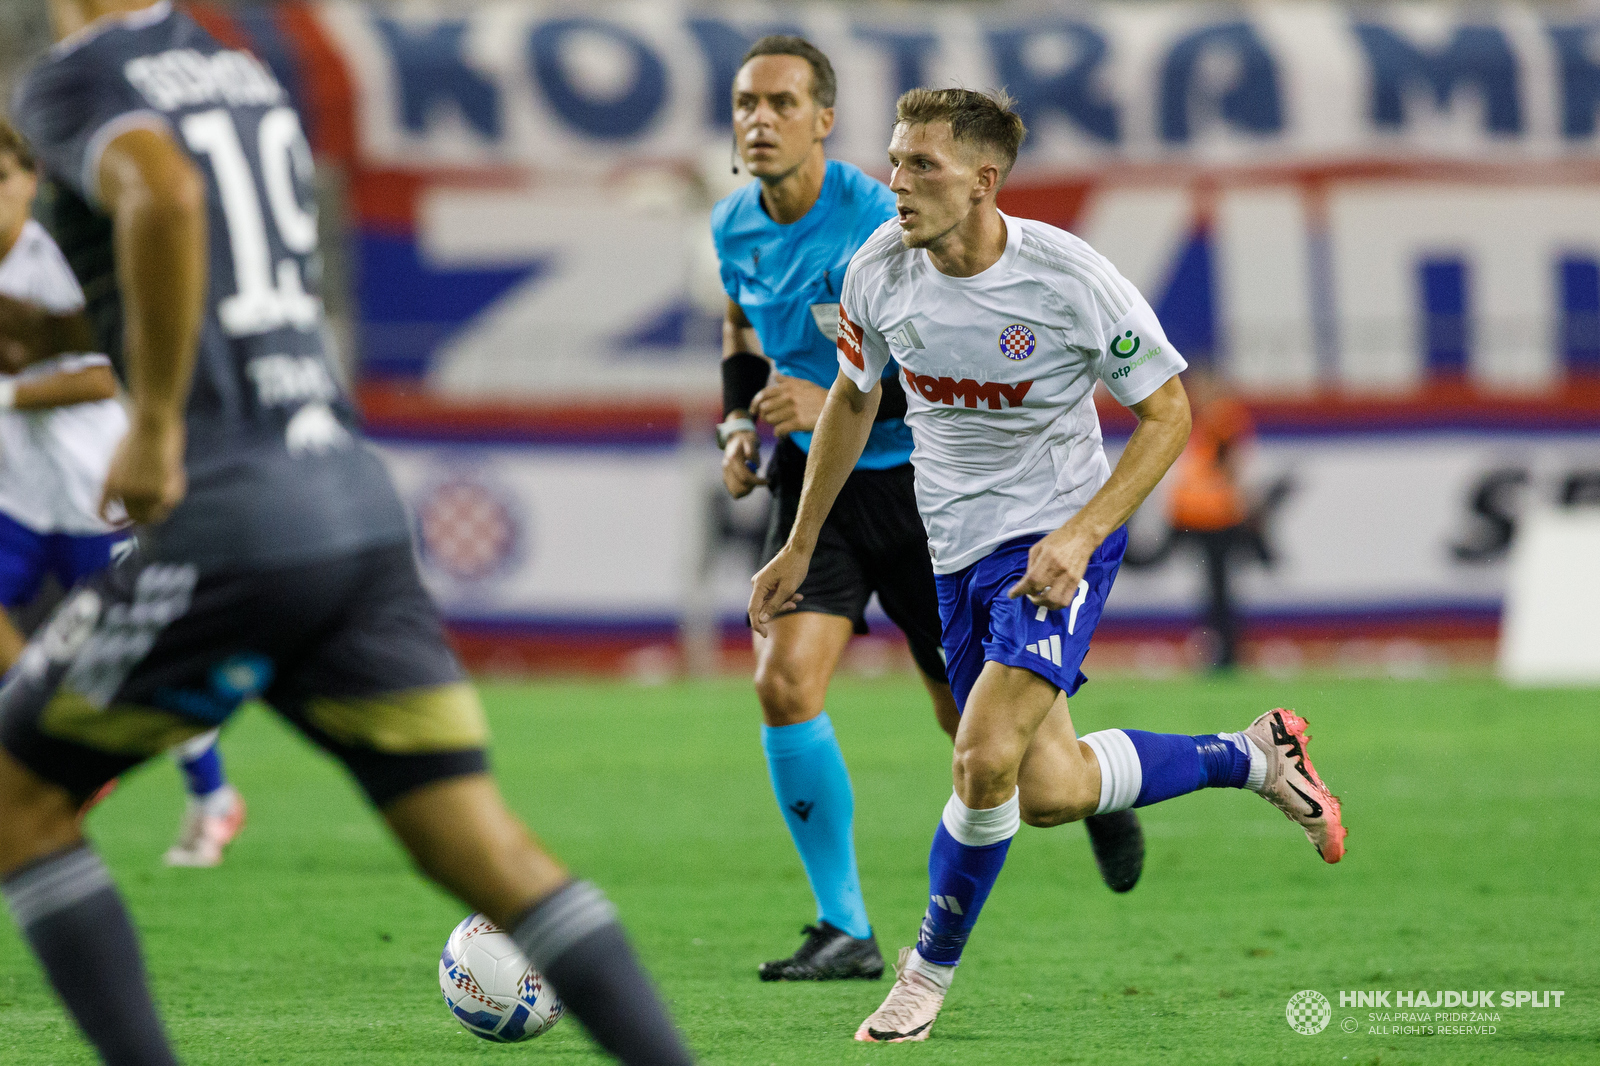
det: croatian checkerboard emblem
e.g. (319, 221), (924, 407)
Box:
(999, 323), (1036, 360)
(1285, 990), (1332, 1035)
(418, 476), (521, 582)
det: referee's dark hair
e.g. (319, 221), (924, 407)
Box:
(741, 36), (837, 110)
(0, 118), (37, 173)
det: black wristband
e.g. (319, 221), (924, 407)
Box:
(874, 375), (909, 422)
(722, 352), (770, 416)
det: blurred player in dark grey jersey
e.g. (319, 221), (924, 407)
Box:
(0, 3), (693, 1065)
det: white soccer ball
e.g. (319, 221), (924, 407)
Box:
(439, 913), (564, 1042)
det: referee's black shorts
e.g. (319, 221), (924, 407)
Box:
(760, 438), (947, 684)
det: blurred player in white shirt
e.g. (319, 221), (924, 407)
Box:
(750, 89), (1346, 1043)
(0, 119), (242, 867)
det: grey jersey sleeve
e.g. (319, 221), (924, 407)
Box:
(14, 48), (172, 207)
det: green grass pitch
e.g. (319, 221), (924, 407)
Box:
(2, 674), (1596, 1064)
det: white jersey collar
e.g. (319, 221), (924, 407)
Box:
(0, 219), (42, 271)
(920, 210), (1022, 289)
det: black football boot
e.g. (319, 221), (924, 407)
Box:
(758, 922), (885, 981)
(1084, 809), (1145, 893)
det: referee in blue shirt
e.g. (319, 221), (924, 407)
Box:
(712, 37), (1146, 983)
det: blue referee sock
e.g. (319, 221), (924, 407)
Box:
(761, 714), (870, 939)
(916, 791), (1019, 968)
(1081, 729), (1261, 811)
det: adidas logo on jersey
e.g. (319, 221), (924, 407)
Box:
(901, 368), (1033, 410)
(1025, 634), (1063, 667)
(888, 321), (925, 349)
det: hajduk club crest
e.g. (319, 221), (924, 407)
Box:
(999, 323), (1036, 360)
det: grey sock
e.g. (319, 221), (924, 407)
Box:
(3, 846), (179, 1066)
(512, 880), (693, 1065)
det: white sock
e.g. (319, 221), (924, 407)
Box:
(940, 790), (1020, 847)
(1224, 732), (1270, 792)
(905, 947), (955, 991)
(199, 785), (237, 818)
(1080, 729), (1141, 814)
(171, 728), (221, 763)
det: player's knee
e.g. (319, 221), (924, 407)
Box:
(752, 660), (823, 726)
(950, 743), (1018, 808)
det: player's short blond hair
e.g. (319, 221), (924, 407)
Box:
(0, 118), (37, 173)
(894, 88), (1027, 180)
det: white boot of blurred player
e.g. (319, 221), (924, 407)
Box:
(164, 785), (246, 868)
(164, 731), (247, 867)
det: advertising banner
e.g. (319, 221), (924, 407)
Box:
(175, 2), (1600, 658)
(194, 2), (1600, 392)
(316, 1), (1600, 170)
(375, 428), (1600, 642)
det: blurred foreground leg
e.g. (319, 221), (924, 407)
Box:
(0, 751), (178, 1066)
(385, 774), (694, 1065)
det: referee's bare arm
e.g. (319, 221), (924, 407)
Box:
(721, 298), (767, 497)
(747, 369), (880, 633)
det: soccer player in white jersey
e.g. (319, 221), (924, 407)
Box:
(749, 88), (1346, 1043)
(714, 37), (1145, 983)
(0, 118), (244, 867)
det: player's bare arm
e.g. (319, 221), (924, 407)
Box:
(1009, 375), (1191, 608)
(747, 370), (879, 633)
(0, 126), (96, 371)
(0, 295), (97, 372)
(5, 363), (117, 409)
(96, 126), (207, 525)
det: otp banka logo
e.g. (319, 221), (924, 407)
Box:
(1107, 330), (1162, 381)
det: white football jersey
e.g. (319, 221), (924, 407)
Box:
(837, 212), (1186, 574)
(0, 220), (127, 535)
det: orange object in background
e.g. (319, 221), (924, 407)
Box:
(1167, 375), (1253, 533)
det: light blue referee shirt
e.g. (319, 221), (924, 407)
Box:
(711, 160), (912, 469)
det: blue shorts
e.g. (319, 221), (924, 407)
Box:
(0, 511), (130, 608)
(934, 526), (1127, 713)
